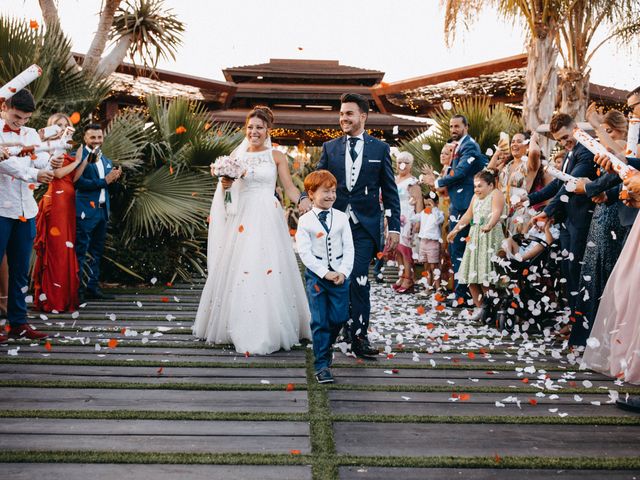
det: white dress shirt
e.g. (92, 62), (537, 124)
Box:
(411, 207), (445, 241)
(295, 207), (355, 279)
(0, 119), (51, 220)
(345, 133), (364, 223)
(90, 146), (107, 204)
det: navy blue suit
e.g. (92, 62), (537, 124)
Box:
(435, 135), (487, 299)
(75, 147), (113, 294)
(528, 143), (598, 309)
(318, 133), (400, 339)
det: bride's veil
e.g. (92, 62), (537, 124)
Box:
(206, 135), (273, 272)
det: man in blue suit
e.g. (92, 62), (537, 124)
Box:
(75, 124), (121, 302)
(299, 93), (400, 358)
(422, 115), (487, 304)
(529, 113), (598, 314)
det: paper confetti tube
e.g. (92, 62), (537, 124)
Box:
(543, 162), (578, 191)
(626, 117), (639, 157)
(573, 127), (636, 179)
(0, 64), (42, 103)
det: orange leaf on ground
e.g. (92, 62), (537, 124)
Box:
(285, 383), (295, 392)
(529, 398), (538, 406)
(467, 352), (476, 359)
(44, 341), (52, 351)
(49, 227), (61, 237)
(434, 293), (445, 302)
(69, 112), (81, 125)
(426, 322), (434, 330)
(107, 338), (118, 349)
(238, 225), (245, 233)
(290, 450), (301, 455)
(435, 304), (445, 312)
(442, 333), (450, 341)
(416, 305), (425, 315)
(459, 393), (471, 401)
(521, 377), (529, 383)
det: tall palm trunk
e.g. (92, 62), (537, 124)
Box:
(81, 0), (122, 78)
(95, 33), (133, 78)
(522, 30), (558, 133)
(559, 67), (589, 121)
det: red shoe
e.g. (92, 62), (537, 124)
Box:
(8, 324), (49, 340)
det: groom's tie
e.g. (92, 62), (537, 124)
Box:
(318, 210), (330, 233)
(348, 137), (359, 161)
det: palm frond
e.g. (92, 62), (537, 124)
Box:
(102, 110), (148, 170)
(122, 165), (214, 238)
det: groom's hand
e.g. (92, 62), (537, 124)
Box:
(298, 197), (312, 214)
(386, 232), (400, 251)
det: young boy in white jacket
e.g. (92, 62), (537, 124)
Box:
(296, 170), (354, 384)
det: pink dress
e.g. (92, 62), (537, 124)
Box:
(582, 214), (640, 384)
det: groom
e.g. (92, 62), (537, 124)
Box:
(300, 93), (400, 358)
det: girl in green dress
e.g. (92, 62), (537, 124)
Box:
(447, 169), (506, 321)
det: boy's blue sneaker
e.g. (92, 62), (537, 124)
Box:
(315, 368), (334, 384)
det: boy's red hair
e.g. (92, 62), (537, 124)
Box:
(304, 170), (337, 194)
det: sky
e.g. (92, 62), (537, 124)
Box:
(2, 0), (638, 90)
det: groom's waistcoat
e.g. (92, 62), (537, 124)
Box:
(318, 134), (400, 250)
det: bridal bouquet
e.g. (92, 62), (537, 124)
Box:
(211, 155), (246, 204)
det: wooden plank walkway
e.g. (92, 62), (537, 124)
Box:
(1, 272), (639, 480)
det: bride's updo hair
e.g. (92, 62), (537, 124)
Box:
(246, 106), (274, 128)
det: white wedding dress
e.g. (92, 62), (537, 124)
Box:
(193, 144), (311, 354)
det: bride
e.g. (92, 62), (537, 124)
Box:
(193, 106), (311, 354)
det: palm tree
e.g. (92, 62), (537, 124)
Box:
(37, 0), (185, 79)
(398, 96), (522, 173)
(0, 16), (110, 129)
(443, 0), (640, 124)
(101, 95), (244, 282)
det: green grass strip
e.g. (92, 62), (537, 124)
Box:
(0, 380), (307, 391)
(0, 409), (308, 422)
(328, 383), (640, 395)
(0, 451), (312, 466)
(331, 362), (589, 372)
(0, 358), (306, 369)
(38, 340), (308, 350)
(332, 414), (640, 426)
(336, 455), (640, 470)
(305, 349), (338, 480)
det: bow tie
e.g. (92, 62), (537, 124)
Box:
(2, 125), (20, 134)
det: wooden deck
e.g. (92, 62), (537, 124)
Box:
(1, 274), (639, 479)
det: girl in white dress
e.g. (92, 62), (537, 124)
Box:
(193, 107), (311, 354)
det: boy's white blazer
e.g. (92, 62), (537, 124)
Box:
(295, 207), (354, 279)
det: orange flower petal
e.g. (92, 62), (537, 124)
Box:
(435, 304), (445, 312)
(238, 225), (245, 233)
(290, 449), (301, 455)
(18, 216), (27, 222)
(266, 269), (273, 275)
(416, 305), (425, 315)
(49, 226), (61, 237)
(316, 232), (324, 238)
(89, 201), (96, 208)
(69, 112), (81, 125)
(29, 19), (39, 29)
(285, 383), (295, 392)
(107, 338), (118, 349)
(175, 125), (187, 134)
(424, 207), (432, 214)
(467, 352), (476, 359)
(44, 341), (52, 351)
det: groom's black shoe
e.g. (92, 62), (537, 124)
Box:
(85, 289), (115, 301)
(616, 396), (640, 413)
(315, 368), (334, 384)
(352, 337), (378, 359)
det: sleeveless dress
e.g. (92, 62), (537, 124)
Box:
(32, 154), (79, 312)
(457, 190), (505, 285)
(581, 213), (640, 384)
(500, 157), (530, 235)
(193, 148), (311, 354)
(396, 175), (418, 259)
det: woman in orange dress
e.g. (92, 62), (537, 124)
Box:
(32, 114), (86, 312)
